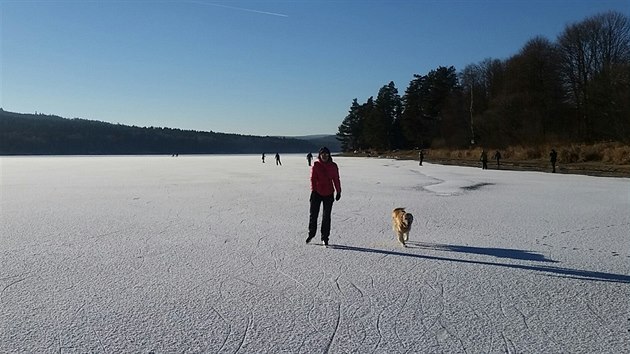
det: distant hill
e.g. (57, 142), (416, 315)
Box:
(0, 110), (323, 155)
(290, 135), (341, 153)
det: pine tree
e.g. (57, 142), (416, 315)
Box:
(336, 99), (364, 151)
(364, 82), (401, 150)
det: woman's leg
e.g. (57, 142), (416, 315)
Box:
(308, 192), (322, 241)
(320, 195), (334, 241)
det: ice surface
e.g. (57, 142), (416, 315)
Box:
(1, 155), (629, 352)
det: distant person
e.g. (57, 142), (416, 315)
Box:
(262, 153), (266, 163)
(480, 149), (488, 170)
(418, 150), (425, 166)
(307, 147), (341, 247)
(493, 150), (501, 169)
(550, 149), (558, 173)
(275, 153), (282, 166)
(306, 152), (313, 166)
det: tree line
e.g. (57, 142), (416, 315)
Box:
(0, 110), (321, 155)
(336, 11), (630, 152)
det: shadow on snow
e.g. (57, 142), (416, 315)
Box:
(411, 242), (556, 263)
(326, 243), (630, 284)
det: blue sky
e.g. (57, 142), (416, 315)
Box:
(1, 0), (628, 136)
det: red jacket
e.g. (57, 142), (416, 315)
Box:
(310, 159), (341, 197)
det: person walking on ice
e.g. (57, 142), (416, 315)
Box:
(550, 149), (558, 173)
(493, 150), (502, 169)
(480, 149), (488, 170)
(307, 147), (341, 247)
(275, 153), (282, 166)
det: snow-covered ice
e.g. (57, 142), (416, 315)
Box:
(1, 154), (629, 353)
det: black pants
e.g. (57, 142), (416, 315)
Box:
(308, 192), (334, 241)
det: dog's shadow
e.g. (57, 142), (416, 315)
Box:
(325, 243), (630, 283)
(405, 241), (556, 263)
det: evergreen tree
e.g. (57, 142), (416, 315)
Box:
(336, 99), (364, 151)
(424, 66), (460, 143)
(364, 82), (401, 150)
(401, 74), (427, 148)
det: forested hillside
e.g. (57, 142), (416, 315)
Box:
(336, 11), (630, 152)
(0, 110), (321, 155)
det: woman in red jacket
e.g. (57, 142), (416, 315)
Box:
(306, 147), (341, 246)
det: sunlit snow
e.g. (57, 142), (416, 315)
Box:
(1, 155), (629, 352)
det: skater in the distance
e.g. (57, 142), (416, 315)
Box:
(306, 152), (313, 166)
(307, 147), (341, 247)
(493, 150), (502, 169)
(275, 153), (282, 166)
(480, 149), (488, 170)
(550, 149), (558, 173)
(418, 150), (425, 166)
(261, 153), (265, 163)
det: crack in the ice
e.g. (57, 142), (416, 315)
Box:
(323, 303), (341, 353)
(0, 275), (31, 302)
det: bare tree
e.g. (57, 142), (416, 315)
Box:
(503, 36), (566, 141)
(459, 59), (505, 146)
(557, 11), (630, 141)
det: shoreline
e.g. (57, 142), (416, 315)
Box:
(340, 151), (630, 178)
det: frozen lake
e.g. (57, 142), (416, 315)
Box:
(1, 154), (629, 353)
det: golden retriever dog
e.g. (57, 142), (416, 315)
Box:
(392, 208), (413, 247)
